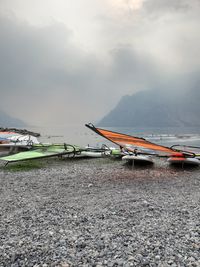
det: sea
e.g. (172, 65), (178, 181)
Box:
(29, 125), (200, 148)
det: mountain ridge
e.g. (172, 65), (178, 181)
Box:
(0, 110), (26, 127)
(98, 88), (200, 127)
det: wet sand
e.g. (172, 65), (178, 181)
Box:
(0, 157), (199, 266)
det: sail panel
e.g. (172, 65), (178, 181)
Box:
(86, 124), (184, 157)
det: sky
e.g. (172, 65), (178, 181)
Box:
(0, 0), (200, 126)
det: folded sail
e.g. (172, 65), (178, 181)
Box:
(85, 124), (184, 157)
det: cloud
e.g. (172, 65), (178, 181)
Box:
(107, 46), (160, 91)
(0, 15), (127, 125)
(142, 0), (190, 15)
(98, 0), (200, 72)
(0, 0), (200, 126)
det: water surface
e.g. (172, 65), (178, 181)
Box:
(29, 125), (200, 147)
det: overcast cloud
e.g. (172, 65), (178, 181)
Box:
(0, 0), (200, 126)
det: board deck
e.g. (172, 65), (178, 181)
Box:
(75, 151), (103, 158)
(122, 154), (154, 165)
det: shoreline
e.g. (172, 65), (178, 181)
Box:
(0, 158), (199, 266)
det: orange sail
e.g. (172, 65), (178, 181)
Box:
(85, 124), (184, 157)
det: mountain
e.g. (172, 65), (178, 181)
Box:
(0, 110), (26, 127)
(98, 88), (200, 127)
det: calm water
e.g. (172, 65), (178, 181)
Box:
(29, 125), (200, 148)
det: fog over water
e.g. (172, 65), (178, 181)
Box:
(30, 125), (200, 148)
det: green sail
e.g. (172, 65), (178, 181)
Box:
(0, 144), (80, 162)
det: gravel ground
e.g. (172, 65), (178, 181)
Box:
(0, 157), (199, 267)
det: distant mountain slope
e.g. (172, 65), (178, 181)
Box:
(0, 110), (26, 127)
(98, 88), (200, 127)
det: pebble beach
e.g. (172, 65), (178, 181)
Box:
(0, 157), (200, 267)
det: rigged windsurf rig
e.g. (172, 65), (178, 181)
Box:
(85, 123), (194, 158)
(0, 144), (79, 165)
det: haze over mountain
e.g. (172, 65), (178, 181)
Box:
(0, 110), (26, 127)
(98, 87), (200, 127)
(0, 1), (200, 126)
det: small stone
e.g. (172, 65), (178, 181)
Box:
(18, 240), (23, 246)
(11, 253), (16, 263)
(60, 262), (70, 267)
(155, 255), (160, 261)
(188, 257), (195, 262)
(128, 256), (135, 261)
(141, 258), (150, 266)
(135, 254), (143, 261)
(143, 200), (149, 206)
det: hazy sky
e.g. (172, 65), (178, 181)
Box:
(0, 0), (200, 126)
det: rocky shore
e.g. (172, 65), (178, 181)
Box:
(0, 158), (199, 267)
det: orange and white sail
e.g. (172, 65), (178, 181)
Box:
(85, 123), (185, 157)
